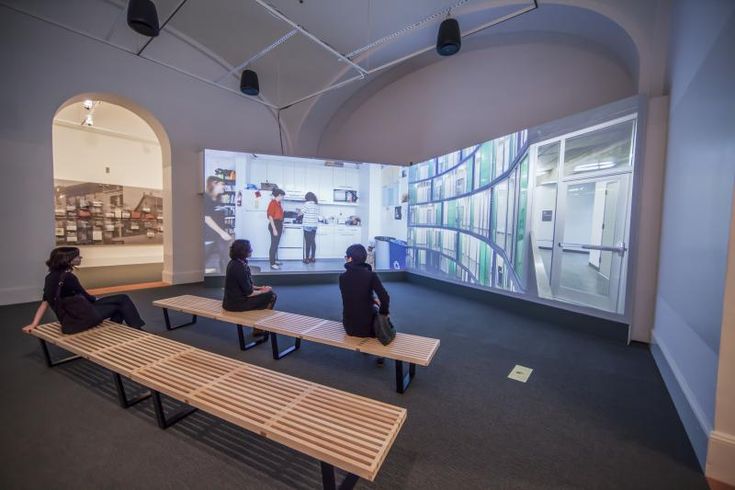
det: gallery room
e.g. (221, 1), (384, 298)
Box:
(1, 0), (733, 489)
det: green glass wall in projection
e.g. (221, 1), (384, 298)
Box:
(406, 98), (639, 317)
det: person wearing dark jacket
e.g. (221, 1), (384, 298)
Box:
(339, 244), (390, 338)
(223, 240), (276, 336)
(22, 247), (145, 333)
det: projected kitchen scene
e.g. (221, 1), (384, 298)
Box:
(203, 150), (408, 274)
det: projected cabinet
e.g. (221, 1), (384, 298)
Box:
(407, 130), (529, 293)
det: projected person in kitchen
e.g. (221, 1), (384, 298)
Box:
(204, 176), (232, 274)
(223, 240), (276, 338)
(300, 192), (319, 264)
(267, 188), (286, 270)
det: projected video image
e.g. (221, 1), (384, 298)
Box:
(203, 151), (408, 275)
(407, 101), (639, 315)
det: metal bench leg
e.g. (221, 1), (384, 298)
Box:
(39, 338), (81, 367)
(320, 462), (359, 490)
(151, 391), (197, 429)
(237, 324), (270, 351)
(395, 361), (417, 394)
(112, 372), (151, 408)
(270, 333), (301, 360)
(162, 308), (197, 331)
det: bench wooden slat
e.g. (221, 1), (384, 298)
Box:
(29, 322), (405, 481)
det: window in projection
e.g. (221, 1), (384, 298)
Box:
(407, 107), (638, 316)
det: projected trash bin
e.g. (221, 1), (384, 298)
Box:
(374, 236), (391, 270)
(389, 239), (407, 270)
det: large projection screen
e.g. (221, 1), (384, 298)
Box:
(203, 152), (408, 275)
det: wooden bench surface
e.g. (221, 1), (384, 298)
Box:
(30, 321), (406, 481)
(153, 295), (440, 366)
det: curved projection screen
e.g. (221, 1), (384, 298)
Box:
(406, 99), (639, 315)
(204, 97), (639, 316)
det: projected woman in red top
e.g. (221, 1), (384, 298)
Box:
(267, 188), (285, 269)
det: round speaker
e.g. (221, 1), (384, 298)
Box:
(240, 70), (260, 96)
(127, 0), (160, 37)
(436, 18), (461, 56)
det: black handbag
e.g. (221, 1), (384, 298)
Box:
(55, 272), (103, 334)
(373, 313), (397, 346)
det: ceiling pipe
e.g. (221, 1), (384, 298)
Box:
(279, 0), (538, 110)
(253, 0), (368, 77)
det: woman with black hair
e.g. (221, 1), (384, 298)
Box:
(22, 247), (145, 333)
(204, 175), (233, 274)
(223, 239), (277, 314)
(300, 191), (319, 264)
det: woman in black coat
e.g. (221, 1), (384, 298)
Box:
(338, 244), (390, 337)
(22, 247), (145, 333)
(222, 240), (277, 336)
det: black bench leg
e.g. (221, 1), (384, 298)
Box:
(320, 462), (359, 490)
(39, 338), (81, 367)
(395, 361), (417, 394)
(237, 324), (270, 351)
(162, 308), (197, 331)
(112, 372), (151, 408)
(271, 333), (302, 360)
(151, 391), (197, 429)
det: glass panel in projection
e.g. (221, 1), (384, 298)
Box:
(535, 141), (560, 185)
(558, 181), (612, 298)
(563, 119), (635, 176)
(514, 156), (530, 286)
(493, 179), (509, 252)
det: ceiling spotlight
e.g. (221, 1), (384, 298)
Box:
(436, 18), (461, 56)
(127, 0), (160, 37)
(240, 69), (260, 96)
(83, 114), (94, 127)
(83, 99), (94, 110)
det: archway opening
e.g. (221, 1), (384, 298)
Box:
(52, 95), (169, 289)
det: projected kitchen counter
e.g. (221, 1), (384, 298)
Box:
(203, 150), (408, 274)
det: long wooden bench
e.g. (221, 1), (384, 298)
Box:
(153, 295), (440, 393)
(27, 321), (406, 489)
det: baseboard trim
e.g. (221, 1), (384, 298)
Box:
(163, 269), (203, 284)
(0, 286), (42, 306)
(651, 330), (712, 468)
(707, 431), (735, 486)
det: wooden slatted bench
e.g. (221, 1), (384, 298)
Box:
(27, 321), (406, 489)
(153, 295), (440, 393)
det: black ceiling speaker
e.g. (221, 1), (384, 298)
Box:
(436, 18), (461, 56)
(240, 69), (260, 96)
(127, 0), (160, 37)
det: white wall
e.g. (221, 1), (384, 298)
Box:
(318, 40), (635, 165)
(0, 7), (281, 304)
(53, 123), (162, 189)
(651, 0), (735, 469)
(532, 185), (557, 247)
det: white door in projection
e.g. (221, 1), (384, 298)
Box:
(534, 116), (635, 313)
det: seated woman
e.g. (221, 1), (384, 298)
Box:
(339, 243), (390, 336)
(222, 240), (277, 336)
(22, 247), (145, 333)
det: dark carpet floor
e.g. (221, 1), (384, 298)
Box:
(0, 282), (706, 489)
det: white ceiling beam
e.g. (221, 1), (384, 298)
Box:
(214, 28), (299, 84)
(253, 0), (368, 77)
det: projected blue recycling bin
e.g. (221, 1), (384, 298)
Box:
(375, 236), (407, 270)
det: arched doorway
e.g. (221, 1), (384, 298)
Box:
(52, 94), (172, 290)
